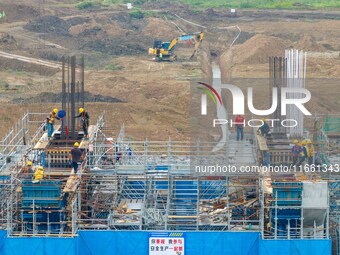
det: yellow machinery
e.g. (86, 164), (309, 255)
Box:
(148, 32), (204, 62)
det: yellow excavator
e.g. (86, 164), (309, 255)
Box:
(148, 32), (204, 62)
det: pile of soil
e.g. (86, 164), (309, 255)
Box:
(142, 0), (188, 10)
(12, 91), (125, 104)
(0, 32), (17, 49)
(0, 56), (58, 76)
(66, 17), (91, 27)
(233, 34), (291, 64)
(24, 16), (71, 36)
(109, 12), (147, 31)
(1, 3), (40, 22)
(295, 34), (326, 52)
(78, 35), (147, 55)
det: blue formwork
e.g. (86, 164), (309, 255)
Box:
(272, 182), (302, 206)
(155, 181), (168, 190)
(0, 230), (331, 255)
(271, 182), (303, 236)
(147, 165), (170, 171)
(121, 180), (145, 199)
(20, 181), (65, 233)
(232, 206), (256, 220)
(22, 180), (63, 208)
(199, 180), (227, 199)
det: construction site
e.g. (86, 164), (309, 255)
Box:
(0, 0), (340, 254)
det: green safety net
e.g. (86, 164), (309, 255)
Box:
(323, 115), (340, 133)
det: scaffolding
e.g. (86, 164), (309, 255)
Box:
(0, 111), (333, 246)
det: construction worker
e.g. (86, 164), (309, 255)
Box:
(159, 52), (163, 61)
(75, 108), (90, 139)
(306, 140), (315, 165)
(34, 166), (44, 181)
(258, 118), (270, 137)
(46, 108), (61, 139)
(69, 142), (82, 174)
(291, 140), (302, 166)
(21, 161), (34, 179)
(295, 140), (308, 167)
(235, 115), (245, 141)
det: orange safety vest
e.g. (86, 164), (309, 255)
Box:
(48, 112), (58, 124)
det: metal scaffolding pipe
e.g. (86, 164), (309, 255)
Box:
(70, 56), (76, 139)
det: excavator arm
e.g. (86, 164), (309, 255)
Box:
(149, 32), (204, 62)
(189, 32), (204, 59)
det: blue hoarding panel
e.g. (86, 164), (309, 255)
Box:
(78, 231), (259, 255)
(0, 230), (331, 255)
(259, 239), (331, 255)
(1, 235), (76, 255)
(78, 231), (148, 255)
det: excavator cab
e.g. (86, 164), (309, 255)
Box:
(153, 39), (162, 49)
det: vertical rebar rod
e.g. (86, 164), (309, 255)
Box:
(71, 56), (76, 139)
(81, 55), (85, 108)
(62, 57), (66, 136)
(67, 57), (70, 134)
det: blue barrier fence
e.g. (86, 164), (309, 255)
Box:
(0, 230), (331, 255)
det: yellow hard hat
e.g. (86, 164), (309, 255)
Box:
(261, 118), (266, 122)
(79, 108), (84, 113)
(301, 140), (307, 146)
(38, 166), (44, 170)
(74, 142), (79, 147)
(307, 140), (313, 144)
(293, 139), (299, 144)
(53, 108), (58, 114)
(27, 161), (32, 166)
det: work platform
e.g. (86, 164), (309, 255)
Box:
(79, 125), (96, 149)
(33, 125), (61, 150)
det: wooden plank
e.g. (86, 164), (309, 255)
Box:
(34, 125), (61, 150)
(168, 215), (198, 219)
(63, 169), (77, 193)
(256, 134), (268, 151)
(79, 125), (96, 149)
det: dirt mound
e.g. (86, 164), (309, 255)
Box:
(24, 16), (71, 36)
(109, 12), (147, 31)
(233, 34), (291, 64)
(142, 18), (181, 39)
(142, 0), (188, 10)
(12, 91), (125, 104)
(0, 56), (58, 76)
(0, 3), (40, 22)
(0, 32), (17, 50)
(66, 16), (91, 27)
(295, 34), (326, 52)
(79, 37), (147, 55)
(69, 20), (125, 38)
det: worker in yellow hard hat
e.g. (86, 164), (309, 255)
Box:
(46, 108), (61, 139)
(34, 166), (44, 181)
(295, 140), (308, 167)
(291, 139), (302, 166)
(21, 161), (34, 179)
(75, 108), (90, 139)
(69, 142), (83, 175)
(306, 140), (314, 165)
